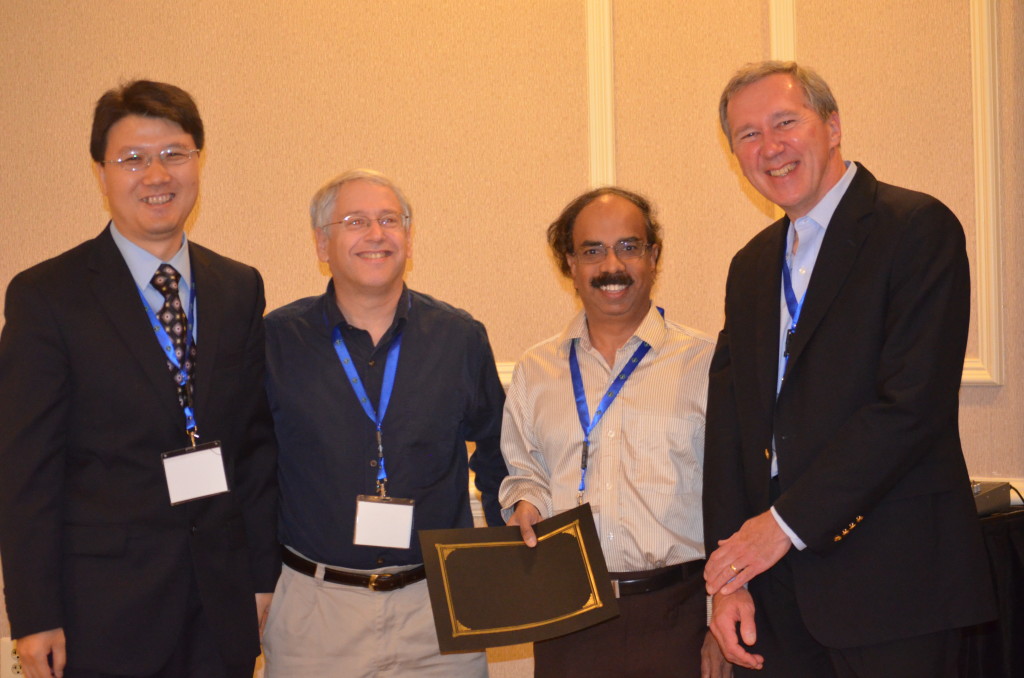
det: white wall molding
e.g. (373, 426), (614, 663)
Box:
(586, 0), (616, 187)
(497, 361), (515, 388)
(769, 0), (796, 60)
(963, 0), (1004, 385)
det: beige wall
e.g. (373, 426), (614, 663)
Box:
(1, 0), (1021, 655)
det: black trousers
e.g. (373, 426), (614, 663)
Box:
(65, 577), (255, 678)
(534, 563), (706, 678)
(737, 477), (963, 678)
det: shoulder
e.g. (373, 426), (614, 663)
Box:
(6, 237), (97, 300)
(408, 289), (489, 339)
(265, 295), (322, 330)
(732, 216), (786, 269)
(188, 241), (263, 283)
(664, 319), (716, 351)
(872, 181), (959, 228)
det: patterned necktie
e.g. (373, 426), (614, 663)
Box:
(150, 264), (197, 408)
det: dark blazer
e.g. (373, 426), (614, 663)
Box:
(0, 226), (278, 673)
(704, 164), (995, 648)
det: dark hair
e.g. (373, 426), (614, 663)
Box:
(90, 80), (204, 161)
(547, 187), (663, 277)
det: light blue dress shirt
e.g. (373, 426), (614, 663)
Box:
(770, 161), (857, 550)
(109, 221), (196, 338)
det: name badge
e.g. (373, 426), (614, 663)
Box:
(161, 441), (229, 505)
(354, 495), (415, 549)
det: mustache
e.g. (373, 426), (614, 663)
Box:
(590, 272), (633, 289)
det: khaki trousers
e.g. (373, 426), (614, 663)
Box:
(263, 563), (488, 678)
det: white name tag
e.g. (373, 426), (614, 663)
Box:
(161, 441), (229, 505)
(354, 495), (415, 549)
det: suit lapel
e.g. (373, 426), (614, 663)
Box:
(87, 227), (184, 422)
(781, 164), (877, 383)
(754, 219), (788, 415)
(189, 244), (223, 421)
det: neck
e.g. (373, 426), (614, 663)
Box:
(333, 282), (403, 345)
(585, 302), (650, 366)
(123, 231), (185, 262)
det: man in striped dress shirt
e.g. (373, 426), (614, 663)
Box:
(499, 187), (729, 678)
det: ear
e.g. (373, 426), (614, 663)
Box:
(827, 111), (842, 148)
(650, 243), (661, 265)
(566, 253), (577, 278)
(97, 162), (109, 197)
(315, 227), (330, 263)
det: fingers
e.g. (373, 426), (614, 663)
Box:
(518, 521), (538, 547)
(506, 500), (541, 547)
(709, 592), (764, 671)
(52, 639), (67, 678)
(705, 546), (749, 595)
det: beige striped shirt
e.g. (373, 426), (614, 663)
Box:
(499, 304), (714, 572)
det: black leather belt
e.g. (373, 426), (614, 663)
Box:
(282, 548), (426, 592)
(611, 560), (704, 597)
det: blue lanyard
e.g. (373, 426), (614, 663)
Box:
(781, 250), (806, 374)
(138, 281), (198, 443)
(569, 337), (651, 505)
(331, 325), (403, 497)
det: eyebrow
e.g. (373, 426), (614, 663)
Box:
(578, 236), (643, 247)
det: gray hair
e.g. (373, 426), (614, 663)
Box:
(309, 168), (412, 230)
(719, 61), (839, 150)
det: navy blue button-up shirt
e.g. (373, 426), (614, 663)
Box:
(266, 284), (507, 568)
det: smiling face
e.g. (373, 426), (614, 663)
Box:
(726, 73), (846, 220)
(316, 179), (410, 299)
(98, 114), (200, 258)
(567, 194), (658, 330)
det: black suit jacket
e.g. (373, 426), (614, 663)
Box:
(0, 227), (278, 673)
(704, 164), (995, 648)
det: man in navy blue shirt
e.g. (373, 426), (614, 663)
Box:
(261, 168), (506, 677)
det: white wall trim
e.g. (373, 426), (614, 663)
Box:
(497, 361), (515, 389)
(769, 0), (796, 60)
(963, 0), (1004, 385)
(586, 0), (616, 187)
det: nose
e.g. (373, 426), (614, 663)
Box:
(599, 247), (627, 272)
(140, 157), (171, 183)
(761, 129), (785, 157)
(363, 218), (386, 241)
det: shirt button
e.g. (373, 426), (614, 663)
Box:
(190, 524), (198, 535)
(368, 360), (376, 367)
(605, 483), (612, 490)
(607, 430), (615, 438)
(377, 556), (386, 565)
(370, 459), (378, 467)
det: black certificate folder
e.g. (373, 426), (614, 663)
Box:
(419, 503), (619, 652)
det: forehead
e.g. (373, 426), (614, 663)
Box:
(572, 195), (647, 244)
(727, 73), (809, 125)
(332, 180), (402, 215)
(106, 114), (192, 150)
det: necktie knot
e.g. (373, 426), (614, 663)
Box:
(151, 264), (181, 301)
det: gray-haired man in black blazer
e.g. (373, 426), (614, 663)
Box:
(703, 61), (995, 678)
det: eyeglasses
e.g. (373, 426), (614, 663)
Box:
(102, 148), (201, 172)
(572, 239), (652, 264)
(321, 213), (409, 232)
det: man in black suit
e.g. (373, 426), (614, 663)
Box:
(0, 81), (277, 678)
(703, 61), (995, 677)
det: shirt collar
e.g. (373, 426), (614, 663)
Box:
(109, 221), (191, 292)
(559, 301), (667, 357)
(321, 281), (411, 336)
(795, 161), (858, 231)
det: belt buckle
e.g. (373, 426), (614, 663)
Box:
(368, 573), (393, 591)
